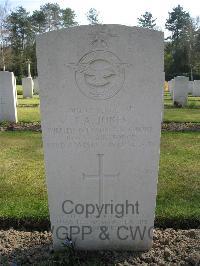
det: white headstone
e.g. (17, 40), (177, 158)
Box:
(168, 80), (172, 94)
(161, 77), (165, 122)
(22, 77), (33, 98)
(168, 79), (174, 98)
(13, 76), (18, 106)
(0, 71), (18, 122)
(193, 80), (200, 96)
(33, 78), (39, 94)
(188, 81), (194, 94)
(171, 78), (175, 98)
(173, 76), (188, 106)
(36, 25), (164, 251)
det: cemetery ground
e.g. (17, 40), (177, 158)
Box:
(0, 131), (199, 223)
(15, 89), (200, 123)
(0, 88), (199, 264)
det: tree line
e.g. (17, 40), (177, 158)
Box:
(0, 2), (100, 82)
(138, 6), (200, 80)
(0, 2), (200, 82)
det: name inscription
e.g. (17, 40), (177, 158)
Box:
(44, 105), (153, 151)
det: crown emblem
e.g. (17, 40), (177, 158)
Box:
(89, 27), (118, 50)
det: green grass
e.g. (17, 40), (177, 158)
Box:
(18, 95), (40, 106)
(164, 92), (200, 108)
(164, 109), (200, 122)
(17, 85), (23, 95)
(0, 131), (199, 222)
(157, 131), (200, 221)
(17, 84), (38, 97)
(17, 106), (200, 124)
(17, 106), (41, 122)
(16, 92), (200, 124)
(0, 131), (47, 218)
(16, 86), (40, 122)
(163, 92), (200, 122)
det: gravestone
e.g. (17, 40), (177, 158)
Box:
(33, 78), (39, 94)
(168, 78), (174, 98)
(173, 76), (188, 106)
(168, 80), (172, 94)
(188, 81), (194, 94)
(161, 77), (165, 122)
(193, 80), (200, 96)
(22, 60), (33, 98)
(14, 76), (18, 106)
(22, 77), (33, 98)
(0, 71), (18, 122)
(36, 25), (164, 250)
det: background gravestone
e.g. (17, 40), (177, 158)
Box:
(161, 77), (165, 122)
(14, 76), (18, 106)
(0, 71), (18, 122)
(188, 81), (194, 94)
(33, 78), (39, 94)
(168, 78), (174, 98)
(168, 80), (171, 94)
(193, 80), (200, 96)
(22, 77), (33, 98)
(37, 25), (164, 250)
(22, 60), (33, 98)
(173, 76), (188, 106)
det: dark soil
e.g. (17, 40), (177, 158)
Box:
(1, 122), (200, 132)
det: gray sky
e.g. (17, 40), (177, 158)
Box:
(5, 0), (200, 34)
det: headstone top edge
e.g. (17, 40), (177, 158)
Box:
(36, 24), (163, 43)
(0, 71), (13, 75)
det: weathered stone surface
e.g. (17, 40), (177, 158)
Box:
(33, 78), (39, 94)
(36, 25), (164, 250)
(22, 77), (33, 98)
(193, 80), (200, 96)
(168, 79), (174, 97)
(188, 81), (194, 94)
(0, 71), (17, 122)
(173, 76), (188, 107)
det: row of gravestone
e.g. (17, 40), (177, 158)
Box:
(22, 76), (39, 97)
(168, 76), (200, 107)
(0, 71), (39, 122)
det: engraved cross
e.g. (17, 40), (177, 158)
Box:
(82, 154), (120, 206)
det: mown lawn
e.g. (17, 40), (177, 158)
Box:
(16, 91), (200, 123)
(18, 95), (40, 106)
(164, 108), (200, 122)
(163, 92), (200, 122)
(0, 131), (47, 218)
(16, 85), (23, 95)
(16, 101), (200, 124)
(164, 92), (200, 108)
(16, 86), (40, 123)
(157, 131), (200, 221)
(17, 106), (200, 123)
(17, 107), (41, 122)
(0, 131), (199, 222)
(15, 89), (200, 123)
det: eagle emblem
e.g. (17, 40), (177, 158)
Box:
(75, 51), (125, 100)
